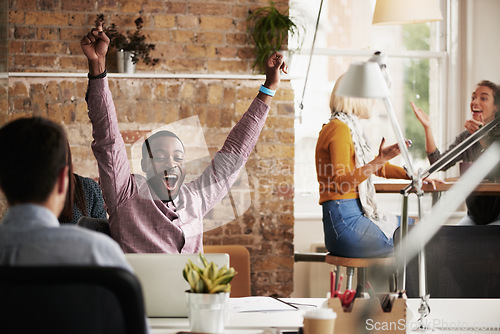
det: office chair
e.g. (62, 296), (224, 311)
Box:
(397, 225), (500, 298)
(0, 266), (147, 334)
(204, 245), (252, 297)
(77, 216), (112, 236)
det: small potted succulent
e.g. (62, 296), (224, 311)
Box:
(96, 14), (159, 73)
(183, 254), (236, 333)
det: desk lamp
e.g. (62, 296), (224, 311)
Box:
(336, 59), (430, 328)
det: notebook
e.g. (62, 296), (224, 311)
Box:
(125, 253), (230, 317)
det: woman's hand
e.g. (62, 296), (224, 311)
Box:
(423, 177), (445, 190)
(410, 101), (431, 129)
(377, 137), (401, 162)
(465, 112), (484, 134)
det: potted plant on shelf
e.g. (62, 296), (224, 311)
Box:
(247, 1), (302, 73)
(96, 14), (159, 73)
(183, 254), (236, 333)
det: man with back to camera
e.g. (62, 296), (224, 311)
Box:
(81, 24), (288, 254)
(0, 117), (152, 333)
(0, 117), (133, 269)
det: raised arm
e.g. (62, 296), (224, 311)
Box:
(191, 52), (287, 215)
(81, 25), (134, 212)
(410, 101), (438, 154)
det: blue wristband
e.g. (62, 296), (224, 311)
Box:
(259, 84), (276, 97)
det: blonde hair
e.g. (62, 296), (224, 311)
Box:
(329, 74), (371, 119)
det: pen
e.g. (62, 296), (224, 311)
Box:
(271, 296), (299, 310)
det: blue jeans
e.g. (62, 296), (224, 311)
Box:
(322, 199), (395, 258)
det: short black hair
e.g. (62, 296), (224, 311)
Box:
(141, 130), (184, 159)
(0, 117), (68, 205)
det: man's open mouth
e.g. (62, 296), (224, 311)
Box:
(164, 174), (179, 191)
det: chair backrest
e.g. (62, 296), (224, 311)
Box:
(77, 217), (111, 236)
(0, 266), (147, 334)
(204, 245), (251, 297)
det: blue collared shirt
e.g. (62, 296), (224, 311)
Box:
(0, 204), (131, 269)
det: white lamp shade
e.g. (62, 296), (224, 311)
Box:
(372, 0), (443, 25)
(336, 62), (390, 99)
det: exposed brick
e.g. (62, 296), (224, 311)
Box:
(185, 44), (209, 58)
(171, 31), (195, 43)
(98, 0), (119, 12)
(9, 41), (24, 54)
(68, 13), (87, 27)
(200, 17), (234, 30)
(58, 56), (87, 70)
(25, 12), (68, 25)
(39, 0), (61, 11)
(220, 46), (242, 58)
(14, 55), (58, 68)
(121, 1), (144, 13)
(62, 0), (95, 11)
(153, 14), (176, 28)
(10, 11), (25, 24)
(37, 27), (59, 40)
(26, 41), (64, 54)
(120, 130), (150, 144)
(75, 101), (89, 123)
(16, 0), (35, 10)
(177, 15), (199, 29)
(165, 2), (187, 14)
(61, 103), (76, 124)
(154, 44), (184, 58)
(143, 2), (164, 13)
(180, 82), (196, 101)
(14, 26), (36, 39)
(207, 60), (241, 72)
(197, 32), (223, 44)
(167, 59), (205, 72)
(208, 85), (223, 105)
(10, 82), (29, 96)
(46, 102), (62, 123)
(227, 33), (248, 45)
(188, 4), (230, 16)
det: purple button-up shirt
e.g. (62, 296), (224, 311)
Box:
(87, 77), (270, 253)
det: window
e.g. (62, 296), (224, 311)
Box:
(290, 0), (447, 218)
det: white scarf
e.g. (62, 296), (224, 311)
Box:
(330, 111), (398, 239)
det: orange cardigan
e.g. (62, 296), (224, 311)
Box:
(315, 119), (409, 204)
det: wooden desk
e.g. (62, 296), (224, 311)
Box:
(375, 179), (500, 196)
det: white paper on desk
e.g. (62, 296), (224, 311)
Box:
(229, 297), (298, 312)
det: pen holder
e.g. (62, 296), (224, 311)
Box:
(327, 297), (406, 334)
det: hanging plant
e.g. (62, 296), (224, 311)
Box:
(247, 1), (302, 73)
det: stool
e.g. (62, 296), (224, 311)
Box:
(325, 254), (395, 291)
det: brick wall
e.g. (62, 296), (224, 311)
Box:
(2, 0), (295, 297)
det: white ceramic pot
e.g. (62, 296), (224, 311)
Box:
(185, 291), (229, 333)
(116, 50), (136, 73)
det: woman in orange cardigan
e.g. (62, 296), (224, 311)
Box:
(315, 75), (434, 258)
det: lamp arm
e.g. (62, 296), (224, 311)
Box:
(383, 97), (416, 180)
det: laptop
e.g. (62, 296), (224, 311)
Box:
(125, 253), (230, 317)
